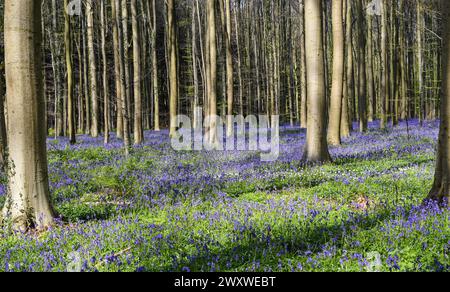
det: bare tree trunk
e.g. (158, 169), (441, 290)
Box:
(122, 0), (131, 144)
(341, 0), (352, 138)
(367, 11), (375, 123)
(3, 0), (55, 231)
(380, 0), (388, 129)
(299, 0), (308, 129)
(207, 0), (218, 146)
(112, 0), (124, 139)
(132, 0), (143, 144)
(225, 0), (234, 137)
(303, 0), (331, 163)
(428, 0), (450, 205)
(100, 0), (109, 144)
(0, 63), (7, 168)
(152, 0), (160, 131)
(327, 0), (344, 146)
(87, 0), (99, 137)
(64, 0), (76, 144)
(357, 0), (367, 132)
(168, 0), (178, 138)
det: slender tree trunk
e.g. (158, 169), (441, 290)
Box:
(207, 0), (218, 146)
(0, 65), (7, 168)
(152, 0), (160, 131)
(341, 0), (352, 138)
(87, 0), (99, 137)
(357, 0), (367, 132)
(3, 0), (55, 230)
(132, 0), (143, 144)
(417, 0), (425, 125)
(168, 0), (178, 138)
(234, 5), (244, 117)
(328, 0), (344, 146)
(299, 0), (308, 129)
(380, 1), (388, 129)
(367, 11), (375, 123)
(100, 0), (109, 144)
(225, 0), (234, 137)
(112, 0), (124, 139)
(64, 0), (76, 144)
(122, 0), (131, 143)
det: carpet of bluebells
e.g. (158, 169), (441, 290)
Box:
(0, 119), (449, 272)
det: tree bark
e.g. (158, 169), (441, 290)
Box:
(132, 0), (143, 144)
(87, 0), (99, 137)
(3, 0), (55, 230)
(302, 0), (331, 163)
(428, 0), (450, 205)
(327, 0), (344, 146)
(168, 0), (178, 138)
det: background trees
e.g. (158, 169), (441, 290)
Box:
(0, 0), (439, 146)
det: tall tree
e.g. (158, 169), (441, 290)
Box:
(132, 0), (143, 144)
(168, 0), (178, 138)
(303, 0), (331, 163)
(152, 0), (160, 131)
(64, 0), (76, 145)
(112, 0), (124, 139)
(87, 0), (99, 137)
(100, 0), (109, 144)
(428, 0), (450, 204)
(380, 0), (388, 129)
(356, 0), (367, 132)
(2, 0), (54, 230)
(207, 0), (219, 146)
(341, 0), (353, 138)
(225, 0), (234, 137)
(328, 0), (344, 146)
(299, 0), (308, 129)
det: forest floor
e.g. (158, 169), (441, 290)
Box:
(0, 120), (449, 272)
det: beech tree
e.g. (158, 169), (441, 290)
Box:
(328, 0), (344, 146)
(2, 0), (54, 230)
(302, 0), (331, 163)
(429, 0), (450, 204)
(168, 0), (178, 138)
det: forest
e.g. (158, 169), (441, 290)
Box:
(0, 0), (449, 273)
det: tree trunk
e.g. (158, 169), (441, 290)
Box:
(87, 0), (99, 137)
(380, 0), (388, 129)
(303, 0), (331, 163)
(428, 0), (450, 205)
(112, 0), (124, 139)
(132, 0), (143, 144)
(64, 0), (76, 144)
(357, 0), (367, 132)
(327, 0), (344, 146)
(152, 0), (160, 131)
(341, 0), (352, 138)
(207, 0), (218, 147)
(299, 0), (308, 129)
(3, 0), (55, 231)
(100, 0), (109, 144)
(225, 0), (234, 137)
(168, 0), (178, 138)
